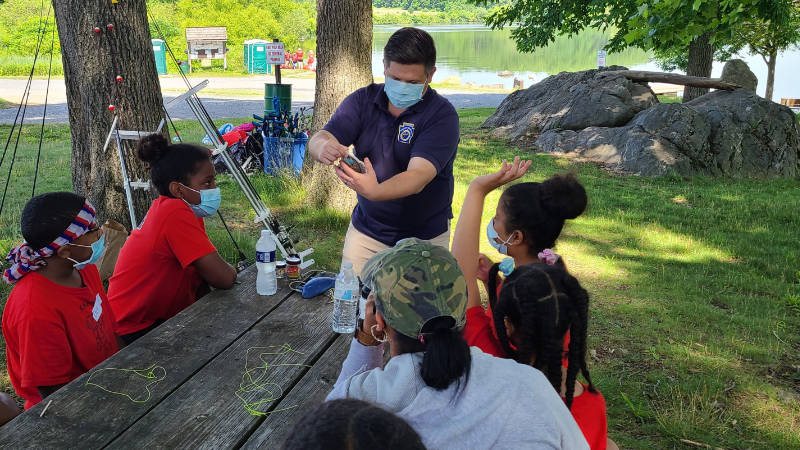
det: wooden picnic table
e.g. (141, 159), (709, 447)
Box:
(0, 266), (349, 449)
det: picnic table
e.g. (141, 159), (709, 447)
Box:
(0, 266), (349, 448)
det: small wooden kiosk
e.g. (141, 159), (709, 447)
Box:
(185, 26), (228, 73)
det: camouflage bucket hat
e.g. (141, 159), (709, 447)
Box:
(361, 238), (468, 339)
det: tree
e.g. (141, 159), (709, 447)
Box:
(731, 0), (800, 101)
(53, 0), (163, 227)
(473, 0), (785, 102)
(306, 0), (373, 213)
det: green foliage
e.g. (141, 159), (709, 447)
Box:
(730, 0), (800, 61)
(470, 0), (795, 71)
(0, 0), (316, 76)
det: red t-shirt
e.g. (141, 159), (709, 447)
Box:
(2, 265), (118, 409)
(107, 196), (216, 335)
(463, 284), (608, 449)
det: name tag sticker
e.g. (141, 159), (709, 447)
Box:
(398, 122), (415, 144)
(92, 294), (103, 322)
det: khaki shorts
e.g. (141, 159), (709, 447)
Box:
(341, 222), (450, 277)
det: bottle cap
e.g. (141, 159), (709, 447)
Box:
(261, 229), (270, 237)
(276, 261), (287, 268)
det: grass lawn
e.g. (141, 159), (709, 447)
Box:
(1, 109), (799, 448)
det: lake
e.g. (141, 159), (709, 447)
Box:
(372, 24), (800, 100)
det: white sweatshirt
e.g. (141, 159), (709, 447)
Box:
(327, 339), (589, 450)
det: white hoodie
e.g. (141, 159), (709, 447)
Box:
(327, 339), (589, 450)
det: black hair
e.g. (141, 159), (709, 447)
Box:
(390, 315), (471, 392)
(383, 27), (436, 75)
(21, 192), (86, 250)
(501, 173), (587, 255)
(488, 263), (595, 409)
(282, 399), (426, 450)
(136, 133), (211, 197)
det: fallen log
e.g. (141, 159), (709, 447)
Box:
(601, 70), (741, 91)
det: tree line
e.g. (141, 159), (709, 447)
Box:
(471, 0), (800, 101)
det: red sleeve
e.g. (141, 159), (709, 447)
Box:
(571, 388), (608, 450)
(17, 308), (76, 388)
(463, 306), (505, 358)
(163, 207), (217, 268)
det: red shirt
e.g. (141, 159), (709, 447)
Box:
(108, 196), (216, 335)
(464, 293), (607, 449)
(2, 265), (118, 409)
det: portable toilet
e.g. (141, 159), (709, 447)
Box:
(245, 39), (269, 74)
(152, 39), (167, 75)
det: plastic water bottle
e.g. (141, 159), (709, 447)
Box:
(331, 262), (359, 333)
(256, 229), (277, 296)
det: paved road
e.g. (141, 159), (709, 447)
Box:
(0, 76), (508, 125)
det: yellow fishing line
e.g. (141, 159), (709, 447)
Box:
(235, 343), (311, 416)
(85, 364), (167, 403)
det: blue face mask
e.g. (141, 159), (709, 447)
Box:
(183, 185), (221, 218)
(486, 218), (514, 256)
(68, 234), (105, 270)
(384, 76), (426, 109)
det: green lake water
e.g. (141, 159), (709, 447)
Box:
(371, 24), (800, 100)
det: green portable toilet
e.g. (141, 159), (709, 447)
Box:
(152, 39), (167, 75)
(245, 39), (269, 74)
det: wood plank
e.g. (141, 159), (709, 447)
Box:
(240, 334), (351, 449)
(104, 290), (338, 449)
(0, 267), (293, 448)
(602, 70), (741, 90)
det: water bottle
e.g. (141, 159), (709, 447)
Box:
(331, 262), (359, 334)
(256, 229), (277, 296)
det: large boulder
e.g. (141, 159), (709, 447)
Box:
(720, 59), (757, 93)
(536, 103), (708, 176)
(482, 66), (658, 143)
(687, 89), (798, 177)
(534, 89), (800, 177)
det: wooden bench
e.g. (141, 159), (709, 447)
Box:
(0, 267), (348, 448)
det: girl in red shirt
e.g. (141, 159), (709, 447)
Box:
(451, 158), (617, 450)
(2, 192), (117, 411)
(108, 134), (236, 345)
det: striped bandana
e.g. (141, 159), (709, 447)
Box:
(3, 200), (97, 284)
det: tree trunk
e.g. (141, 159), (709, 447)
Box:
(765, 50), (777, 101)
(306, 0), (373, 213)
(683, 33), (714, 102)
(53, 0), (163, 228)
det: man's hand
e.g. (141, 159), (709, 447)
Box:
(309, 130), (349, 165)
(335, 157), (381, 200)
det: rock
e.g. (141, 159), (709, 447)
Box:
(535, 89), (800, 177)
(482, 66), (658, 144)
(687, 89), (799, 177)
(720, 59), (757, 93)
(536, 103), (704, 176)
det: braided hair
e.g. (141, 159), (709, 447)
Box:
(500, 173), (587, 255)
(488, 263), (595, 409)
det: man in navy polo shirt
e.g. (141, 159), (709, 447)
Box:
(309, 27), (459, 275)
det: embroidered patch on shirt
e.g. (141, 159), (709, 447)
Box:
(398, 122), (415, 144)
(92, 294), (103, 322)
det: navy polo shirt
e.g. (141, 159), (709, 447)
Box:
(323, 83), (459, 246)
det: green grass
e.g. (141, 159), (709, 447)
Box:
(0, 98), (14, 109)
(1, 109), (799, 448)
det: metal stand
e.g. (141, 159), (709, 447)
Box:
(164, 80), (314, 267)
(103, 116), (165, 229)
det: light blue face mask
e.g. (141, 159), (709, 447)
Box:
(384, 76), (426, 109)
(68, 234), (105, 269)
(182, 185), (221, 218)
(486, 218), (514, 256)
